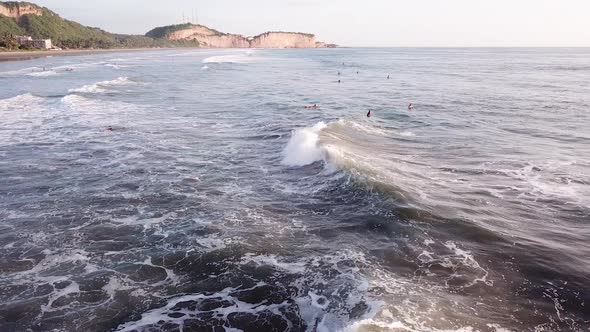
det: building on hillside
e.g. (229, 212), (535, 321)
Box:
(15, 36), (32, 44)
(31, 39), (52, 49)
(14, 35), (52, 49)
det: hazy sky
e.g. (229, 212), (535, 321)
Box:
(32, 0), (590, 46)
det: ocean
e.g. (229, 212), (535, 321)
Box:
(0, 48), (588, 332)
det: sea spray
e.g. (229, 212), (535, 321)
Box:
(282, 121), (327, 166)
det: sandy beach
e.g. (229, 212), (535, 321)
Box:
(0, 48), (187, 62)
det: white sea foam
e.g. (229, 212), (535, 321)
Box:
(69, 77), (134, 93)
(281, 121), (327, 166)
(201, 65), (209, 70)
(400, 131), (415, 137)
(53, 62), (105, 71)
(335, 118), (391, 137)
(104, 63), (122, 69)
(26, 70), (58, 77)
(0, 66), (43, 76)
(0, 93), (45, 111)
(202, 53), (261, 64)
(497, 161), (589, 208)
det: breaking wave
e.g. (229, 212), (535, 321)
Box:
(202, 53), (261, 64)
(68, 77), (134, 94)
(282, 122), (327, 167)
(0, 93), (46, 111)
(25, 70), (59, 77)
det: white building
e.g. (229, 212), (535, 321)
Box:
(14, 35), (52, 49)
(15, 35), (32, 44)
(31, 39), (52, 49)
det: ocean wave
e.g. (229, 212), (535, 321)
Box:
(399, 131), (415, 137)
(26, 70), (59, 77)
(68, 77), (134, 94)
(0, 93), (45, 111)
(281, 119), (438, 208)
(104, 63), (122, 69)
(52, 62), (105, 71)
(202, 53), (261, 64)
(0, 66), (43, 77)
(495, 161), (590, 208)
(115, 251), (379, 332)
(281, 121), (327, 166)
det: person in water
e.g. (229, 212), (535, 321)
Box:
(338, 79), (341, 83)
(387, 75), (390, 79)
(408, 103), (414, 110)
(367, 110), (372, 118)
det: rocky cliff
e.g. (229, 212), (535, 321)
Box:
(162, 25), (250, 48)
(146, 24), (331, 48)
(0, 1), (42, 18)
(249, 32), (317, 48)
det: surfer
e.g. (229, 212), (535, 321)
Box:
(387, 75), (390, 79)
(305, 104), (320, 109)
(338, 79), (341, 83)
(367, 110), (372, 118)
(408, 103), (414, 110)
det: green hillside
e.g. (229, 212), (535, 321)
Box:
(17, 7), (118, 48)
(146, 23), (225, 39)
(0, 1), (199, 49)
(0, 14), (24, 35)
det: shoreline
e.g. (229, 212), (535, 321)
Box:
(0, 48), (186, 62)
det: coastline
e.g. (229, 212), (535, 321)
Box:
(0, 48), (189, 62)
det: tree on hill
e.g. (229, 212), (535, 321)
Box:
(0, 33), (18, 49)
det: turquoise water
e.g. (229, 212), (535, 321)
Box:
(0, 48), (589, 331)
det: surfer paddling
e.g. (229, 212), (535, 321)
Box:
(305, 104), (320, 109)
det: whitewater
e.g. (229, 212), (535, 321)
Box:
(0, 48), (589, 332)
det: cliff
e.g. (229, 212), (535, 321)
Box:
(0, 1), (42, 19)
(147, 24), (250, 48)
(1, 1), (334, 50)
(146, 24), (331, 49)
(249, 32), (317, 48)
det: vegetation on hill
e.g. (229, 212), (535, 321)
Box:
(146, 23), (225, 39)
(17, 7), (118, 48)
(0, 1), (200, 50)
(0, 1), (328, 50)
(0, 14), (24, 35)
(251, 31), (315, 39)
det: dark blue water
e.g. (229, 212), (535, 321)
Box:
(0, 48), (589, 331)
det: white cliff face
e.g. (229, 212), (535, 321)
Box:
(167, 26), (220, 39)
(163, 25), (326, 48)
(0, 3), (43, 18)
(166, 25), (250, 48)
(191, 34), (250, 48)
(249, 32), (318, 48)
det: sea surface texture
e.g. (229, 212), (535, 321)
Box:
(0, 48), (589, 332)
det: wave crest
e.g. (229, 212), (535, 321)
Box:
(281, 122), (327, 166)
(69, 77), (134, 94)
